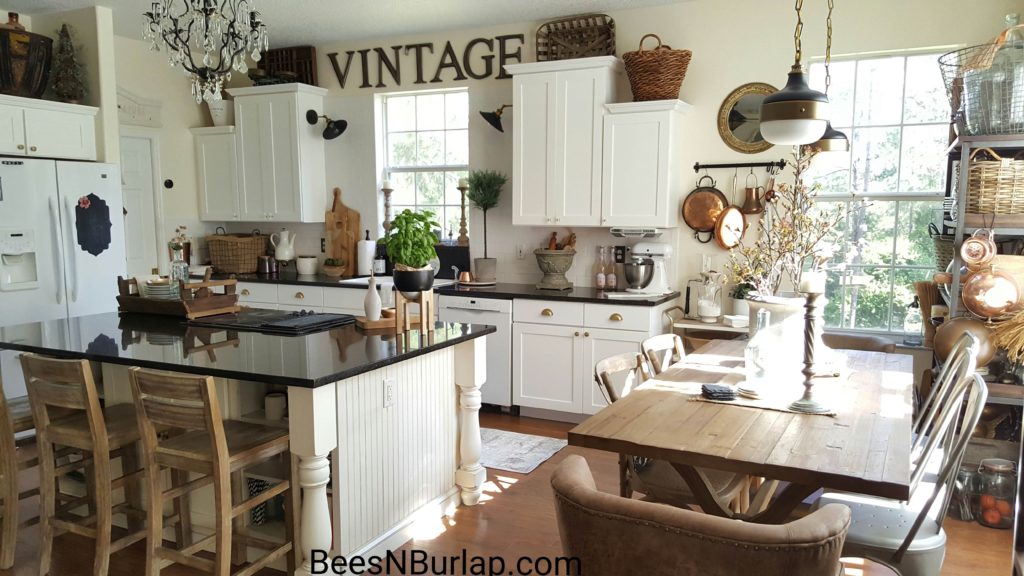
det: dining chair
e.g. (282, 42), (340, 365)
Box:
(641, 333), (686, 375)
(593, 352), (748, 511)
(129, 367), (297, 576)
(913, 332), (978, 433)
(551, 454), (852, 576)
(822, 333), (897, 353)
(20, 353), (148, 576)
(0, 376), (40, 569)
(815, 361), (988, 576)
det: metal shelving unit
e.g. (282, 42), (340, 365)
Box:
(947, 134), (1024, 318)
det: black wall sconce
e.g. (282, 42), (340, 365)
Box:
(306, 109), (348, 140)
(480, 104), (512, 132)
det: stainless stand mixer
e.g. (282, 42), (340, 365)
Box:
(617, 242), (673, 296)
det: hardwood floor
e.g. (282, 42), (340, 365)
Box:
(0, 412), (1015, 575)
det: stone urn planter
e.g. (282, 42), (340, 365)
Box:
(534, 249), (575, 291)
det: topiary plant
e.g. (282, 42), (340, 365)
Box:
(383, 209), (439, 269)
(466, 170), (507, 259)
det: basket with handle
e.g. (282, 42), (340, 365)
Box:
(622, 33), (691, 102)
(929, 223), (957, 272)
(206, 227), (269, 274)
(536, 14), (615, 61)
(966, 147), (1024, 214)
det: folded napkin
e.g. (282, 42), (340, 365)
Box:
(701, 383), (736, 401)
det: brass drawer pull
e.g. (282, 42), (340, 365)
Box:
(574, 331), (580, 337)
(16, 144), (23, 150)
(584, 332), (590, 337)
(29, 145), (36, 152)
(241, 289), (250, 296)
(609, 313), (623, 321)
(541, 308), (554, 317)
(295, 292), (305, 300)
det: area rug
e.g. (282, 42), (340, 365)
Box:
(479, 428), (568, 474)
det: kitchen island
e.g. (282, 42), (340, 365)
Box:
(0, 312), (494, 575)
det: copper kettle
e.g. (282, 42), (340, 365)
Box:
(740, 186), (765, 214)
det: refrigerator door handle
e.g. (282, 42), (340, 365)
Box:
(48, 197), (64, 305)
(63, 198), (79, 303)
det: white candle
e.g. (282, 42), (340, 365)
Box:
(799, 271), (826, 293)
(458, 178), (468, 188)
(381, 179), (392, 190)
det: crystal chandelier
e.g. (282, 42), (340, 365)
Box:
(143, 0), (268, 103)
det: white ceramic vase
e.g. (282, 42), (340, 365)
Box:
(364, 275), (382, 321)
(207, 98), (232, 126)
(732, 297), (749, 317)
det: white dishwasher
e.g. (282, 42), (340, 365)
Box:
(437, 295), (512, 407)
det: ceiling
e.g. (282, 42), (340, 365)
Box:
(8, 0), (688, 46)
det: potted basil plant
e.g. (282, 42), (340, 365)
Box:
(383, 209), (440, 294)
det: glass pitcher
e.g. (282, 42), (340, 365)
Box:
(696, 270), (726, 323)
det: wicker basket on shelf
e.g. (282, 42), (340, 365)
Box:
(966, 147), (1024, 214)
(622, 34), (691, 102)
(536, 14), (615, 61)
(206, 230), (268, 274)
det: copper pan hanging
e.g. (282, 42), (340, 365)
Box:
(682, 175), (728, 244)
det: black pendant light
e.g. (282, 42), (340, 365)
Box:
(760, 0), (830, 145)
(480, 104), (512, 132)
(306, 109), (348, 140)
(812, 0), (849, 152)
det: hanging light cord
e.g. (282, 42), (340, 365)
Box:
(793, 0), (804, 67)
(824, 0), (834, 95)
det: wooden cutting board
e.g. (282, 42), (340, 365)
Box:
(325, 187), (360, 278)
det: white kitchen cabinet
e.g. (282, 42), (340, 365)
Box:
(602, 100), (690, 228)
(228, 83), (327, 223)
(0, 95), (97, 160)
(192, 126), (240, 221)
(513, 322), (583, 413)
(507, 57), (618, 227)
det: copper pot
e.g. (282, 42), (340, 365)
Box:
(961, 229), (996, 270)
(933, 316), (995, 367)
(962, 268), (1020, 319)
(740, 186), (765, 214)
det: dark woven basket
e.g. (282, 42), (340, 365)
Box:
(622, 34), (691, 102)
(536, 14), (615, 61)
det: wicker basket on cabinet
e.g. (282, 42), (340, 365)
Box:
(622, 34), (691, 101)
(206, 231), (268, 274)
(966, 147), (1024, 214)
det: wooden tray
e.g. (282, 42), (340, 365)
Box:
(116, 271), (240, 320)
(356, 314), (420, 330)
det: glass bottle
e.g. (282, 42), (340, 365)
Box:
(744, 308), (771, 391)
(169, 247), (189, 298)
(594, 246), (606, 290)
(903, 296), (923, 346)
(606, 247), (617, 290)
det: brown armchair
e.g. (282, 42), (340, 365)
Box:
(551, 455), (851, 576)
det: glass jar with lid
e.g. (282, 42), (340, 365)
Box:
(974, 458), (1016, 529)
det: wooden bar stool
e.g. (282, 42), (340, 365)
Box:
(128, 367), (296, 576)
(19, 354), (148, 576)
(0, 376), (42, 569)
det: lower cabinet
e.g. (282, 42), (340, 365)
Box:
(513, 322), (584, 413)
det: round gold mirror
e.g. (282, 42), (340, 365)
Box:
(717, 82), (776, 154)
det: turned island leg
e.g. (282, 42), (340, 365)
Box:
(288, 384), (338, 576)
(455, 338), (487, 505)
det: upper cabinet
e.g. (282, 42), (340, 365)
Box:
(602, 101), (690, 228)
(0, 95), (97, 161)
(227, 84), (327, 223)
(192, 126), (240, 222)
(507, 57), (618, 227)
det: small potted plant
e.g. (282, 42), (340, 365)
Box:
(466, 170), (507, 282)
(322, 258), (346, 277)
(383, 209), (439, 294)
(729, 282), (754, 316)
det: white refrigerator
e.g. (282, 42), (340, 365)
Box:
(0, 159), (126, 397)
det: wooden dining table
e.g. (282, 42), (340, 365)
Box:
(568, 339), (915, 523)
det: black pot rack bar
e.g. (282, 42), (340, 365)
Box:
(693, 159), (787, 173)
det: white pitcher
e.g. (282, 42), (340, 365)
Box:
(270, 229), (295, 261)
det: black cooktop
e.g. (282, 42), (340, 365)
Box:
(188, 309), (355, 335)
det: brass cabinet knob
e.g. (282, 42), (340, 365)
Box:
(295, 292), (305, 299)
(609, 313), (623, 321)
(16, 144), (23, 150)
(584, 332), (590, 337)
(29, 146), (36, 152)
(541, 308), (554, 317)
(241, 289), (250, 296)
(574, 331), (580, 337)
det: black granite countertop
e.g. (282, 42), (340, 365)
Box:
(0, 312), (494, 389)
(207, 271), (364, 288)
(436, 283), (680, 306)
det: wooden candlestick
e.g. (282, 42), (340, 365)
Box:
(457, 184), (469, 247)
(790, 291), (831, 414)
(382, 185), (394, 232)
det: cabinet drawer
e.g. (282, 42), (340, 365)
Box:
(278, 285), (323, 307)
(323, 288), (366, 311)
(237, 282), (277, 304)
(584, 304), (650, 332)
(513, 299), (584, 326)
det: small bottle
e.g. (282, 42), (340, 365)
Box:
(606, 247), (617, 290)
(594, 246), (606, 290)
(169, 247), (189, 298)
(903, 296), (923, 346)
(744, 308), (771, 391)
(364, 271), (382, 321)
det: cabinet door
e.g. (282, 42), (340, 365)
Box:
(513, 322), (582, 412)
(551, 69), (604, 227)
(24, 107), (96, 160)
(195, 132), (240, 221)
(511, 73), (554, 226)
(0, 105), (24, 155)
(602, 111), (671, 227)
(236, 96), (299, 221)
(264, 94), (300, 222)
(582, 327), (646, 415)
(234, 97), (268, 221)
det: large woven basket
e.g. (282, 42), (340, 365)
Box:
(536, 14), (615, 61)
(622, 34), (691, 102)
(206, 231), (268, 274)
(966, 147), (1024, 214)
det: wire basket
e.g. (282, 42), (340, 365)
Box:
(536, 14), (615, 62)
(939, 39), (1024, 136)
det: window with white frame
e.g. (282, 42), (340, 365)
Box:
(381, 89), (469, 238)
(805, 52), (949, 333)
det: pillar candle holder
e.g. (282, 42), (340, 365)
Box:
(457, 184), (469, 247)
(789, 290), (831, 414)
(382, 185), (394, 232)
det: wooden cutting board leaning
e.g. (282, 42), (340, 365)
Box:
(325, 187), (360, 278)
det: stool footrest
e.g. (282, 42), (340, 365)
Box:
(235, 542), (293, 576)
(232, 479), (289, 519)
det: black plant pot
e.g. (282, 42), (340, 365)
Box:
(392, 268), (434, 294)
